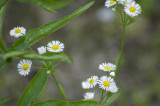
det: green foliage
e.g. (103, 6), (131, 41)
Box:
(51, 73), (66, 100)
(0, 0), (10, 9)
(0, 51), (27, 59)
(58, 84), (66, 100)
(0, 3), (7, 53)
(19, 52), (72, 63)
(1, 51), (72, 63)
(104, 93), (120, 106)
(0, 97), (10, 105)
(127, 17), (141, 26)
(17, 69), (49, 106)
(30, 100), (98, 106)
(11, 1), (94, 51)
(16, 0), (71, 12)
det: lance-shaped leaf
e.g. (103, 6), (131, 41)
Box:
(127, 17), (141, 25)
(1, 51), (72, 63)
(0, 0), (10, 9)
(16, 0), (71, 12)
(11, 1), (94, 51)
(19, 52), (72, 63)
(17, 69), (49, 106)
(0, 2), (8, 52)
(0, 51), (27, 59)
(30, 100), (98, 106)
(104, 93), (120, 106)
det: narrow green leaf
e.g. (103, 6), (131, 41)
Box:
(104, 93), (120, 106)
(1, 51), (72, 63)
(11, 1), (95, 51)
(17, 69), (49, 106)
(127, 17), (141, 25)
(16, 0), (71, 12)
(0, 0), (10, 9)
(19, 52), (72, 63)
(0, 3), (8, 52)
(0, 51), (27, 59)
(30, 99), (98, 106)
(0, 97), (10, 105)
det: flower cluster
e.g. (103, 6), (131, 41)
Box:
(10, 27), (65, 76)
(37, 40), (64, 54)
(81, 62), (118, 100)
(105, 0), (141, 17)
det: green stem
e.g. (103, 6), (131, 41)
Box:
(102, 93), (108, 100)
(105, 2), (127, 104)
(117, 3), (124, 25)
(32, 67), (46, 69)
(115, 25), (126, 80)
(99, 89), (104, 105)
(29, 47), (35, 53)
(51, 73), (66, 100)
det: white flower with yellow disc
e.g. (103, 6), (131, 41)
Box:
(124, 2), (141, 17)
(47, 41), (64, 53)
(17, 59), (32, 76)
(105, 0), (116, 8)
(99, 76), (118, 93)
(98, 62), (116, 72)
(86, 76), (99, 88)
(10, 27), (26, 38)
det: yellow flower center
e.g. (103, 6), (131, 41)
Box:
(23, 64), (29, 70)
(89, 79), (94, 84)
(103, 81), (110, 87)
(52, 45), (59, 50)
(110, 0), (115, 4)
(129, 7), (136, 12)
(105, 66), (111, 71)
(15, 29), (21, 33)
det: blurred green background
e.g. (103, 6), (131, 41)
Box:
(0, 0), (160, 105)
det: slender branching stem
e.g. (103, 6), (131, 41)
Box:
(51, 73), (66, 100)
(99, 89), (104, 105)
(105, 3), (127, 104)
(115, 25), (126, 80)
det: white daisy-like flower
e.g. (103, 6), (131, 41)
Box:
(10, 27), (26, 38)
(124, 2), (141, 17)
(105, 0), (116, 8)
(84, 92), (95, 100)
(86, 76), (99, 88)
(81, 81), (90, 89)
(99, 76), (118, 93)
(17, 59), (32, 76)
(47, 41), (64, 53)
(98, 62), (116, 72)
(110, 72), (115, 77)
(117, 0), (135, 5)
(37, 46), (47, 54)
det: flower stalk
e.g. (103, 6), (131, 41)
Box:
(51, 73), (66, 100)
